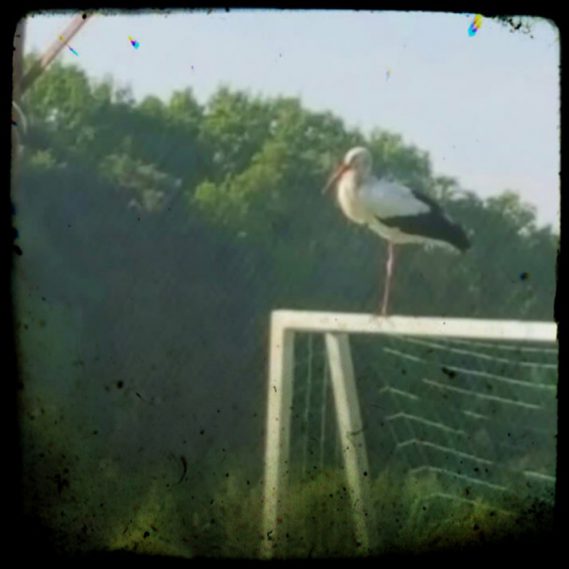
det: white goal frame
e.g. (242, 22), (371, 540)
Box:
(260, 310), (557, 558)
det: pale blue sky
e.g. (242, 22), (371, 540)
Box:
(23, 10), (560, 229)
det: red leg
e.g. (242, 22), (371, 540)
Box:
(380, 242), (395, 316)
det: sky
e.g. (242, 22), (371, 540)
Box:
(23, 10), (560, 229)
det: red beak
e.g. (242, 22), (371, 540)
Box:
(322, 162), (350, 195)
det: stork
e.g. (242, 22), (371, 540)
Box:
(323, 147), (470, 316)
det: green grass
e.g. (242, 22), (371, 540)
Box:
(22, 442), (554, 558)
(20, 395), (554, 559)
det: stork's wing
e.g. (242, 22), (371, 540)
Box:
(363, 178), (470, 251)
(361, 178), (434, 219)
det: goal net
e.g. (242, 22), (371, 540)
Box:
(261, 311), (557, 558)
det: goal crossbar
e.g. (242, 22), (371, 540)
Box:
(260, 310), (557, 558)
(270, 310), (557, 342)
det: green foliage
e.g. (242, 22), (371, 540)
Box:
(101, 151), (179, 212)
(167, 89), (203, 129)
(369, 130), (432, 193)
(486, 191), (538, 234)
(195, 140), (289, 239)
(26, 148), (59, 172)
(200, 88), (272, 178)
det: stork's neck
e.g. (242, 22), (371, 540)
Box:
(341, 169), (369, 192)
(336, 169), (371, 225)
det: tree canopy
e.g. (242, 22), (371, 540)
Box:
(15, 51), (557, 428)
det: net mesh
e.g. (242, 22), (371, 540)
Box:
(286, 330), (556, 548)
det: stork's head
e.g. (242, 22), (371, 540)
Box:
(322, 146), (373, 194)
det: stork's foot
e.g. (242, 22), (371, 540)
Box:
(376, 302), (389, 317)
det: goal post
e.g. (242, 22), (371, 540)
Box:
(260, 310), (557, 558)
(265, 310), (556, 342)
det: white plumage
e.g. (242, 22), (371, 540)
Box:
(338, 175), (438, 243)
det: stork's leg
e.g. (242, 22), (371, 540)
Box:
(380, 242), (395, 316)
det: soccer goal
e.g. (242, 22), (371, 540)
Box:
(260, 310), (557, 558)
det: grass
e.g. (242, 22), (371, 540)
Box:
(21, 422), (554, 559)
(20, 388), (554, 559)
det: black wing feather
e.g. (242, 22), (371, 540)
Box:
(377, 188), (470, 251)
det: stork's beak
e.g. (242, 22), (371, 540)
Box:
(322, 162), (349, 195)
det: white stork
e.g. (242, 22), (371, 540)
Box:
(323, 146), (470, 316)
